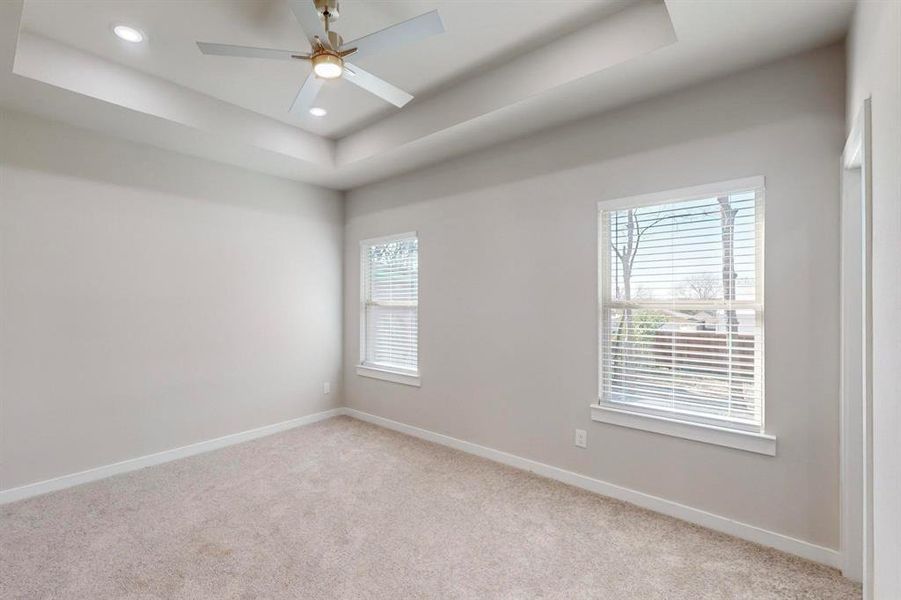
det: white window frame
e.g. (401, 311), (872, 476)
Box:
(592, 177), (776, 455)
(358, 232), (421, 387)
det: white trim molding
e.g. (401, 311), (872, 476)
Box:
(0, 405), (833, 569)
(590, 404), (777, 456)
(356, 365), (421, 387)
(0, 408), (342, 505)
(838, 97), (872, 587)
(598, 176), (766, 211)
(358, 231), (418, 247)
(340, 407), (835, 568)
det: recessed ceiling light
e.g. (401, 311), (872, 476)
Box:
(113, 25), (144, 43)
(309, 107), (327, 117)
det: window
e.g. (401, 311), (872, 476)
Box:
(595, 178), (772, 453)
(358, 233), (420, 386)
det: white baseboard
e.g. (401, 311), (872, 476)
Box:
(1, 405), (841, 570)
(0, 408), (342, 505)
(339, 407), (841, 569)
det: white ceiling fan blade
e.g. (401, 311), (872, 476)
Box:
(343, 64), (413, 108)
(290, 72), (324, 114)
(287, 0), (328, 46)
(343, 10), (444, 61)
(197, 42), (309, 60)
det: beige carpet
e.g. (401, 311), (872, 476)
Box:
(1, 416), (859, 599)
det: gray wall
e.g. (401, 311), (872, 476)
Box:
(0, 110), (343, 491)
(847, 2), (901, 596)
(344, 45), (845, 549)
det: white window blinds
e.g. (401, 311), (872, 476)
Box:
(360, 233), (419, 375)
(599, 183), (765, 432)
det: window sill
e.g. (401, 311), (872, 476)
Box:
(590, 404), (776, 456)
(357, 365), (421, 387)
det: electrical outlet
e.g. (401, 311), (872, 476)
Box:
(323, 382), (331, 395)
(574, 429), (587, 448)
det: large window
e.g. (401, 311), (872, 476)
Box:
(596, 178), (766, 442)
(358, 233), (420, 386)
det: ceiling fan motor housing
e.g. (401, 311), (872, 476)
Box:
(314, 0), (339, 21)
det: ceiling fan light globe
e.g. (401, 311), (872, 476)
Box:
(314, 63), (342, 79)
(312, 54), (344, 79)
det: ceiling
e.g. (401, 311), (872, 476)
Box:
(0, 0), (855, 190)
(20, 0), (630, 139)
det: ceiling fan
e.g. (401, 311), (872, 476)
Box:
(196, 0), (444, 114)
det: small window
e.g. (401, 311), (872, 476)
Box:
(598, 179), (765, 435)
(359, 233), (419, 385)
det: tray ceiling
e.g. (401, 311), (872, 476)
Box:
(20, 0), (630, 138)
(0, 0), (854, 189)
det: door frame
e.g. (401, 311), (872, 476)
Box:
(839, 98), (872, 594)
